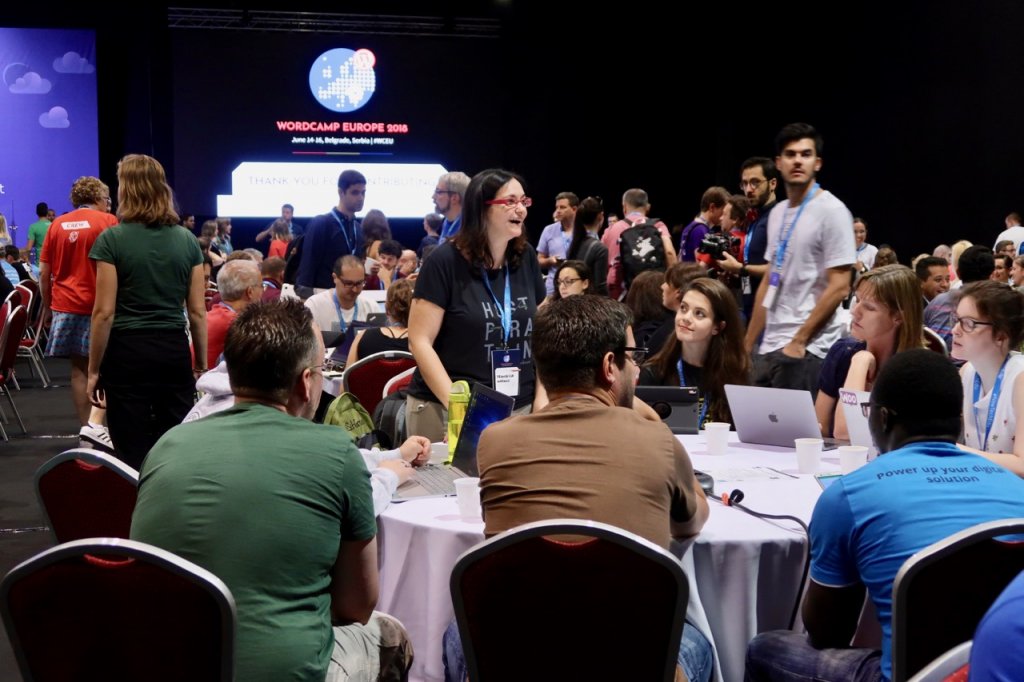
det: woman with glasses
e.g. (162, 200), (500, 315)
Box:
(639, 277), (748, 428)
(551, 259), (596, 300)
(87, 154), (207, 471)
(814, 264), (925, 439)
(565, 196), (609, 296)
(406, 168), (545, 441)
(952, 280), (1024, 473)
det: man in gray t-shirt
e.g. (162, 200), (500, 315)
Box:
(744, 123), (856, 393)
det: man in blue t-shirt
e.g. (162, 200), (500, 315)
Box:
(295, 170), (366, 298)
(746, 349), (1024, 682)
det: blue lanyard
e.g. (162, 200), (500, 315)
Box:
(743, 220), (755, 263)
(677, 359), (709, 426)
(332, 291), (358, 333)
(973, 356), (1010, 451)
(771, 183), (819, 272)
(440, 215), (461, 242)
(481, 265), (512, 347)
(561, 230), (572, 257)
(217, 302), (235, 313)
(330, 209), (357, 255)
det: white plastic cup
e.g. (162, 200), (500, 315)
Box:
(454, 477), (482, 520)
(430, 441), (448, 464)
(704, 422), (731, 456)
(794, 438), (823, 474)
(838, 445), (869, 475)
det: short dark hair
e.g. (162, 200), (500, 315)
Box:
(224, 299), (319, 404)
(555, 192), (580, 208)
(700, 186), (730, 212)
(36, 202), (49, 217)
(775, 122), (823, 156)
(338, 170), (367, 191)
(4, 245), (20, 260)
(871, 348), (962, 437)
(997, 254), (1014, 270)
(424, 213), (444, 233)
(915, 256), (948, 281)
(378, 239), (403, 258)
(995, 240), (1014, 253)
(282, 203), (294, 211)
(333, 254), (362, 277)
(740, 157), (778, 181)
(957, 245), (996, 283)
(532, 296), (633, 391)
(261, 256), (286, 279)
(959, 280), (1024, 348)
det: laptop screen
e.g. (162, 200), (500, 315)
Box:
(450, 383), (515, 476)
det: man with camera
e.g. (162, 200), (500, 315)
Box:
(678, 186), (730, 264)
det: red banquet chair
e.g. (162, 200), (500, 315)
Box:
(341, 350), (415, 416)
(0, 305), (28, 440)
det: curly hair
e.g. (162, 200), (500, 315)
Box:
(69, 176), (109, 208)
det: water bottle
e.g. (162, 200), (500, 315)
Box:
(446, 380), (470, 462)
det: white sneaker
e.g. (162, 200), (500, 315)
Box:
(79, 424), (115, 454)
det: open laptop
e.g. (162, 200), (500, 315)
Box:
(393, 383), (515, 500)
(635, 386), (701, 435)
(724, 384), (840, 449)
(838, 389), (878, 460)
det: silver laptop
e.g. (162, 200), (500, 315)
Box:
(393, 383), (515, 500)
(725, 384), (839, 449)
(838, 389), (878, 460)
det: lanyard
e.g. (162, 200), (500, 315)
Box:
(330, 209), (357, 255)
(217, 302), (235, 313)
(561, 230), (572, 257)
(263, 280), (279, 290)
(677, 359), (709, 426)
(771, 183), (819, 273)
(744, 220), (756, 263)
(332, 291), (358, 333)
(973, 356), (1010, 451)
(481, 265), (512, 348)
(440, 215), (461, 242)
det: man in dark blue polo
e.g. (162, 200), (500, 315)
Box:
(295, 170), (366, 299)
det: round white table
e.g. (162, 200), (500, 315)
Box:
(376, 432), (842, 682)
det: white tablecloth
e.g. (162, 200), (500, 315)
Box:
(377, 432), (840, 682)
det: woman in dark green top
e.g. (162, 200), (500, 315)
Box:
(88, 154), (207, 470)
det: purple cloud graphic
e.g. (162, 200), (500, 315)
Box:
(53, 51), (95, 74)
(9, 71), (51, 94)
(39, 106), (70, 128)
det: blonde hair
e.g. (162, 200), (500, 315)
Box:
(951, 240), (973, 269)
(116, 154), (179, 225)
(856, 264), (925, 352)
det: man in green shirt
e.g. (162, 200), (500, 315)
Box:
(131, 299), (413, 681)
(27, 202), (51, 262)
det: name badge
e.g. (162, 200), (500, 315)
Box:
(763, 271), (781, 310)
(741, 275), (752, 295)
(491, 348), (521, 397)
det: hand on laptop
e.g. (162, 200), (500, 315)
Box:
(379, 460), (414, 484)
(399, 436), (431, 467)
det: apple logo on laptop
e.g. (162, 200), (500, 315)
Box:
(768, 413), (779, 423)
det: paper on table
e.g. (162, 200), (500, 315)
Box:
(703, 467), (793, 483)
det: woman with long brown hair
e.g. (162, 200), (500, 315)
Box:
(639, 277), (749, 427)
(406, 168), (545, 440)
(88, 154), (207, 470)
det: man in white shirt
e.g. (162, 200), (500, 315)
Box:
(993, 212), (1024, 254)
(744, 122), (856, 393)
(304, 255), (380, 334)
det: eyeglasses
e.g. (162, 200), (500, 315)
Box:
(952, 315), (994, 333)
(860, 401), (898, 419)
(557, 277), (582, 287)
(740, 179), (766, 190)
(485, 196), (533, 209)
(618, 346), (649, 365)
(337, 278), (365, 289)
(432, 189), (455, 196)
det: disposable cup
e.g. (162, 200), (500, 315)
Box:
(794, 438), (823, 474)
(454, 477), (482, 520)
(839, 445), (870, 475)
(704, 422), (730, 456)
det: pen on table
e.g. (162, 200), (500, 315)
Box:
(761, 466), (798, 480)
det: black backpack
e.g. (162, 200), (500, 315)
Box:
(373, 388), (408, 449)
(618, 217), (666, 287)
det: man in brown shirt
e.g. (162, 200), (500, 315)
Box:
(443, 295), (712, 682)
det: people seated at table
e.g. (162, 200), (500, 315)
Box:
(406, 168), (545, 442)
(260, 256), (286, 302)
(814, 264), (925, 439)
(969, 568), (1024, 681)
(951, 280), (1024, 475)
(443, 294), (712, 682)
(364, 238), (403, 290)
(625, 269), (673, 349)
(639, 277), (749, 429)
(131, 299), (415, 680)
(205, 259), (262, 369)
(550, 259), (598, 300)
(745, 349), (1024, 682)
(304, 255), (380, 335)
(347, 277), (414, 366)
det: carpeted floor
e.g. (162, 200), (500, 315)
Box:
(0, 357), (85, 680)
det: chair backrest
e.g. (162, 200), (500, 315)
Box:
(450, 519), (688, 682)
(14, 283), (33, 319)
(906, 641), (972, 682)
(382, 365), (416, 398)
(922, 326), (949, 357)
(341, 350), (416, 416)
(891, 518), (1024, 681)
(0, 537), (236, 681)
(2, 288), (21, 310)
(35, 448), (139, 543)
(0, 305), (27, 380)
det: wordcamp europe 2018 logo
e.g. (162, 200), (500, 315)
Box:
(308, 48), (377, 113)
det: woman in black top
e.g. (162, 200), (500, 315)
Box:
(347, 277), (413, 365)
(566, 196), (608, 295)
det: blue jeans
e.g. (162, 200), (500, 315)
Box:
(443, 619), (713, 682)
(745, 630), (882, 682)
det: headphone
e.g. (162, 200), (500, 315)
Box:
(717, 488), (811, 629)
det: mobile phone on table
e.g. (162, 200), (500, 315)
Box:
(814, 472), (842, 490)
